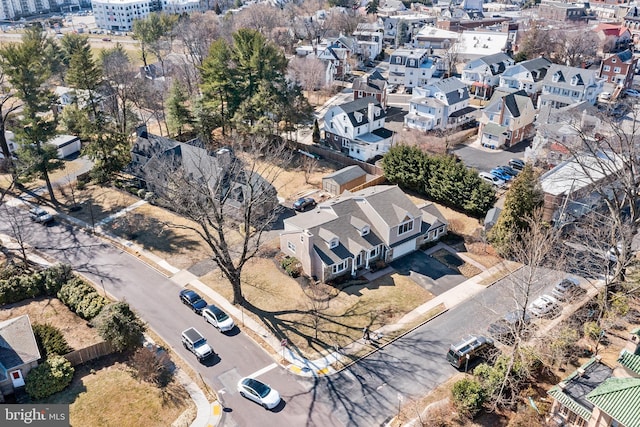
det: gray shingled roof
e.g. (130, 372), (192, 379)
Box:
(479, 52), (513, 75)
(430, 77), (470, 105)
(0, 315), (40, 376)
(323, 165), (367, 185)
(543, 64), (599, 89)
(337, 97), (386, 127)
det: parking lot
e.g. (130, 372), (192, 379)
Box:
(390, 250), (467, 296)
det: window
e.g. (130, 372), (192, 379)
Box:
(360, 226), (370, 236)
(287, 241), (296, 252)
(332, 260), (348, 274)
(369, 246), (379, 257)
(398, 219), (414, 235)
(330, 238), (339, 248)
(342, 139), (350, 148)
(614, 67), (621, 73)
(604, 65), (611, 72)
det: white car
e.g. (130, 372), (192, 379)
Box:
(624, 89), (640, 98)
(202, 305), (235, 332)
(599, 92), (611, 101)
(479, 171), (506, 187)
(528, 295), (561, 318)
(237, 377), (281, 410)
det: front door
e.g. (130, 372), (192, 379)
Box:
(356, 252), (363, 267)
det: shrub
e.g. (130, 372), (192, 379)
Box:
(93, 302), (146, 352)
(0, 264), (73, 305)
(33, 323), (73, 358)
(451, 378), (486, 418)
(281, 257), (301, 277)
(57, 278), (108, 320)
(128, 346), (174, 387)
(25, 355), (75, 400)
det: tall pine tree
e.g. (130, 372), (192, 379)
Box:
(166, 80), (194, 138)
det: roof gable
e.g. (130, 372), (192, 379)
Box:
(587, 378), (640, 427)
(0, 315), (40, 374)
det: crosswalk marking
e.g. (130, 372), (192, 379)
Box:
(247, 363), (278, 379)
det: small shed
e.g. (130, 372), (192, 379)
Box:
(49, 135), (81, 159)
(484, 207), (502, 231)
(322, 165), (367, 195)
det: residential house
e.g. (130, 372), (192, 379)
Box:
(461, 52), (515, 99)
(129, 127), (278, 219)
(378, 0), (407, 16)
(323, 97), (394, 162)
(353, 22), (384, 61)
(322, 165), (367, 196)
(537, 0), (594, 22)
(388, 48), (436, 89)
(599, 49), (637, 90)
(498, 57), (552, 103)
(383, 14), (437, 47)
(547, 328), (640, 427)
(478, 89), (536, 149)
(593, 23), (632, 54)
(404, 77), (477, 131)
(353, 70), (388, 109)
(279, 185), (448, 282)
(316, 36), (356, 80)
(623, 6), (640, 46)
(0, 131), (17, 159)
(0, 315), (41, 401)
(539, 152), (623, 222)
(538, 64), (604, 109)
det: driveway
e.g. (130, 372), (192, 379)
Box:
(452, 138), (529, 173)
(390, 251), (466, 296)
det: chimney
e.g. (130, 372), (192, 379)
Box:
(136, 125), (148, 139)
(625, 327), (640, 355)
(367, 102), (375, 125)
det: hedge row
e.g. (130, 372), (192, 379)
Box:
(0, 264), (73, 305)
(24, 355), (75, 400)
(57, 278), (109, 320)
(33, 323), (73, 358)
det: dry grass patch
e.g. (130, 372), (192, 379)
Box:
(256, 156), (338, 201)
(477, 261), (523, 286)
(0, 297), (102, 350)
(57, 183), (139, 224)
(102, 203), (215, 270)
(59, 362), (192, 427)
(200, 259), (433, 358)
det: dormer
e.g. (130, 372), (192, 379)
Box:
(552, 71), (563, 83)
(319, 228), (339, 249)
(351, 216), (371, 237)
(354, 112), (363, 123)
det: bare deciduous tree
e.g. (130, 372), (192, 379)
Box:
(552, 27), (599, 67)
(288, 56), (327, 102)
(144, 137), (292, 305)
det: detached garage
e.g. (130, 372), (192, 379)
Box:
(49, 135), (81, 159)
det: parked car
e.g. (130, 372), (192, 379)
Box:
(29, 207), (54, 224)
(181, 327), (213, 361)
(179, 289), (207, 314)
(599, 91), (611, 101)
(293, 197), (316, 212)
(624, 89), (640, 98)
(496, 165), (520, 177)
(202, 305), (235, 332)
(446, 335), (495, 369)
(490, 168), (513, 181)
(508, 158), (526, 171)
(528, 294), (561, 318)
(551, 277), (582, 302)
(479, 171), (506, 187)
(237, 377), (281, 409)
(487, 310), (532, 345)
(610, 104), (629, 119)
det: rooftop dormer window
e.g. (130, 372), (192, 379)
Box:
(360, 225), (370, 237)
(329, 238), (339, 249)
(552, 72), (561, 83)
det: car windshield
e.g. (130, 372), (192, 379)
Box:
(209, 306), (229, 321)
(246, 379), (271, 398)
(194, 338), (207, 347)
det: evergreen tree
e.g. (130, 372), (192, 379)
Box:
(489, 165), (544, 252)
(366, 0), (379, 14)
(0, 27), (63, 205)
(166, 80), (194, 137)
(312, 119), (320, 144)
(93, 302), (146, 352)
(62, 34), (103, 118)
(214, 2), (222, 14)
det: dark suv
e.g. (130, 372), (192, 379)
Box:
(179, 289), (207, 314)
(293, 197), (316, 212)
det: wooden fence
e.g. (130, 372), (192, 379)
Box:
(350, 175), (387, 192)
(64, 341), (114, 366)
(288, 140), (384, 176)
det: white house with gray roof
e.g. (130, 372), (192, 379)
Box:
(538, 64), (605, 109)
(388, 48), (437, 89)
(323, 97), (394, 162)
(279, 185), (447, 282)
(478, 89), (536, 149)
(461, 53), (515, 99)
(498, 57), (553, 103)
(405, 77), (477, 131)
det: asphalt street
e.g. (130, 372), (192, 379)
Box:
(0, 205), (571, 426)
